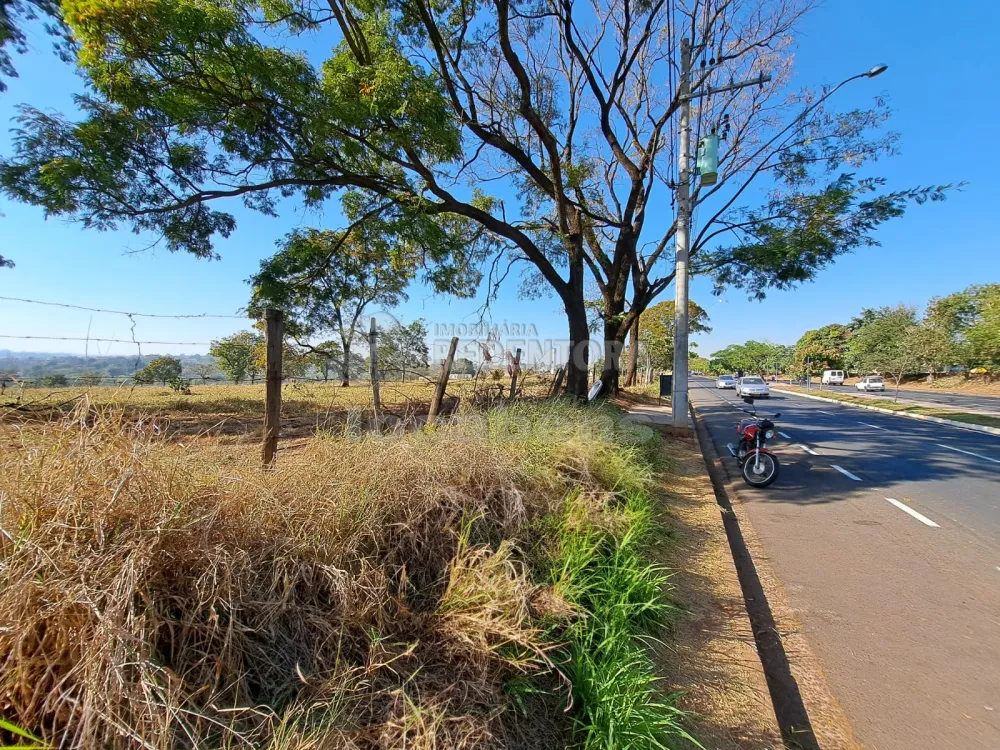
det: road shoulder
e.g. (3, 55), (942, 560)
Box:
(687, 394), (863, 750)
(653, 429), (783, 748)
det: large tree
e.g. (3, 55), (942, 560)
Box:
(134, 355), (182, 385)
(793, 323), (851, 378)
(377, 319), (430, 380)
(0, 0), (954, 399)
(209, 331), (263, 384)
(626, 300), (711, 382)
(847, 304), (919, 399)
(248, 215), (428, 386)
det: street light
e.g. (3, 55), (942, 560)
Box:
(669, 55), (891, 431)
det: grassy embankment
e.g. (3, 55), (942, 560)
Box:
(778, 385), (1000, 429)
(0, 400), (694, 749)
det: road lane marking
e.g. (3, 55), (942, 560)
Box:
(818, 410), (834, 415)
(936, 443), (1000, 465)
(832, 465), (862, 481)
(858, 421), (889, 431)
(798, 444), (819, 455)
(885, 497), (939, 528)
(778, 431), (791, 439)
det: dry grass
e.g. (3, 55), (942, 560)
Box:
(0, 399), (676, 750)
(1, 375), (555, 440)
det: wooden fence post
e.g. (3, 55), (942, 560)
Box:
(508, 348), (522, 403)
(368, 317), (381, 413)
(550, 366), (566, 396)
(427, 336), (459, 425)
(262, 308), (284, 468)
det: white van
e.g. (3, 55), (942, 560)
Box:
(822, 370), (845, 385)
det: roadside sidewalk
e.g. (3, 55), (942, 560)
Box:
(626, 402), (782, 748)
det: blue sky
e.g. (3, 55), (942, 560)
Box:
(1, 0), (998, 366)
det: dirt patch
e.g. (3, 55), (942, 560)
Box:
(653, 433), (782, 749)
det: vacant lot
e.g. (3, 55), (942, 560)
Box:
(0, 398), (703, 749)
(2, 375), (555, 439)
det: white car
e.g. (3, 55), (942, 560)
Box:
(856, 376), (885, 392)
(736, 376), (770, 398)
(716, 375), (737, 389)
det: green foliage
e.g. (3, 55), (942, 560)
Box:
(453, 357), (476, 375)
(209, 331), (263, 384)
(377, 319), (429, 377)
(134, 356), (182, 385)
(546, 454), (692, 747)
(0, 714), (48, 748)
(633, 300), (711, 372)
(793, 323), (851, 375)
(0, 0), (72, 94)
(847, 305), (919, 391)
(710, 340), (787, 375)
(166, 376), (189, 392)
(40, 374), (68, 387)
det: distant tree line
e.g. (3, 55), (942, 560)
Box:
(710, 284), (1000, 392)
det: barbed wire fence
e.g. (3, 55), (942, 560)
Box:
(0, 296), (559, 411)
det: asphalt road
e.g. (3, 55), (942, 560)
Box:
(690, 376), (1000, 750)
(797, 381), (1000, 416)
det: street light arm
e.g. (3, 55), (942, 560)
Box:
(691, 68), (883, 252)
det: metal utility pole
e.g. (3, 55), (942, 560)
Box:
(671, 38), (771, 431)
(671, 38), (693, 431)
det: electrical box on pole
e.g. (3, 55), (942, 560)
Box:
(697, 134), (719, 185)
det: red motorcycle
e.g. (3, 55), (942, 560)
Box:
(727, 397), (781, 487)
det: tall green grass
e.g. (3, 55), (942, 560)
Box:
(554, 489), (693, 750)
(486, 402), (693, 748)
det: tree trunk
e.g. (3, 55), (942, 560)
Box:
(564, 291), (590, 400)
(341, 342), (351, 387)
(623, 316), (640, 387)
(599, 317), (627, 395)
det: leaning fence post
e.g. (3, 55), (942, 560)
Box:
(508, 348), (522, 403)
(262, 308), (284, 468)
(428, 336), (459, 425)
(550, 366), (566, 396)
(368, 317), (381, 413)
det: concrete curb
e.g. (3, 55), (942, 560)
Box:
(771, 388), (1000, 437)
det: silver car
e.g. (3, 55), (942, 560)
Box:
(736, 376), (770, 398)
(716, 374), (737, 389)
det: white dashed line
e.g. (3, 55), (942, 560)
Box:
(936, 444), (1000, 465)
(798, 444), (819, 456)
(858, 421), (889, 431)
(818, 410), (834, 415)
(832, 465), (862, 481)
(778, 431), (791, 439)
(885, 497), (940, 528)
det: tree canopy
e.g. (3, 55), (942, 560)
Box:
(209, 331), (263, 384)
(248, 214), (429, 385)
(710, 341), (789, 375)
(134, 355), (182, 384)
(0, 0), (955, 398)
(630, 300), (711, 375)
(793, 324), (851, 376)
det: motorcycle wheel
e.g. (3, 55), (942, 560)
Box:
(742, 452), (779, 488)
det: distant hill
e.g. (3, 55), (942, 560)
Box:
(0, 351), (218, 382)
